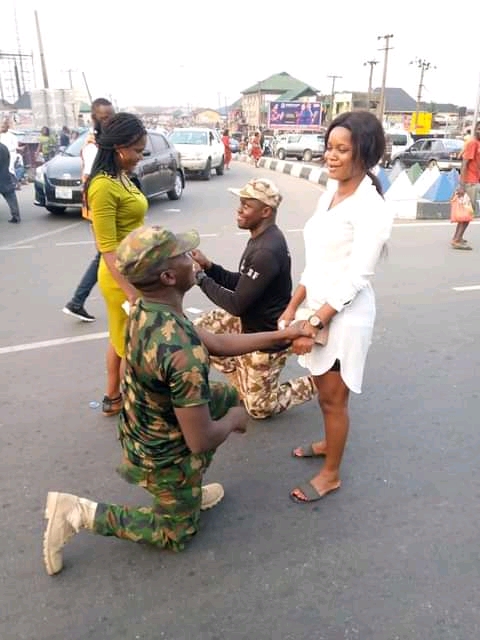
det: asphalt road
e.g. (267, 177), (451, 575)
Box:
(1, 165), (480, 640)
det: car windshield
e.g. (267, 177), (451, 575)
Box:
(169, 130), (208, 145)
(63, 131), (88, 156)
(390, 134), (408, 145)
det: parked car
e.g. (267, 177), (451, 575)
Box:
(274, 133), (325, 162)
(34, 129), (185, 214)
(229, 137), (240, 154)
(384, 128), (414, 161)
(168, 127), (225, 180)
(392, 137), (463, 171)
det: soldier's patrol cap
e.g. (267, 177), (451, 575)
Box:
(228, 178), (282, 209)
(116, 225), (200, 285)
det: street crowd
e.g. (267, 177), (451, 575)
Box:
(2, 99), (395, 575)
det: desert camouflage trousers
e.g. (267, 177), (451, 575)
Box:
(194, 309), (316, 419)
(93, 381), (239, 552)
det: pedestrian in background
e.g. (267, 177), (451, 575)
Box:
(451, 121), (480, 250)
(222, 128), (232, 170)
(88, 112), (148, 416)
(59, 126), (71, 147)
(279, 111), (393, 503)
(249, 131), (263, 167)
(0, 142), (21, 223)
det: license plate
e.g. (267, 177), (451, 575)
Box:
(55, 186), (72, 199)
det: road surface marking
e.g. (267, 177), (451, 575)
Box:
(186, 307), (203, 314)
(199, 233), (219, 238)
(0, 332), (108, 355)
(56, 240), (95, 246)
(0, 222), (82, 249)
(0, 245), (34, 250)
(392, 220), (479, 228)
(452, 285), (480, 292)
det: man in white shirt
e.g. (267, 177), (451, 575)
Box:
(0, 120), (20, 178)
(62, 98), (114, 322)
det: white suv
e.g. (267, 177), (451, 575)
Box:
(168, 128), (225, 180)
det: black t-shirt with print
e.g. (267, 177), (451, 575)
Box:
(200, 224), (292, 335)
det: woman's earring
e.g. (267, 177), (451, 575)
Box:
(117, 150), (124, 161)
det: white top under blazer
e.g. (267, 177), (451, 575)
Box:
(298, 175), (393, 393)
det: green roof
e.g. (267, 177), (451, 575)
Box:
(279, 86), (318, 101)
(241, 71), (319, 95)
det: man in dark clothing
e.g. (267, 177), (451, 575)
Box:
(0, 142), (21, 223)
(192, 178), (316, 419)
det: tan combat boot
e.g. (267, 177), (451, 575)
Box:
(200, 483), (224, 511)
(43, 492), (97, 576)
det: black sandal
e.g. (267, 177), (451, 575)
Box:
(102, 395), (122, 416)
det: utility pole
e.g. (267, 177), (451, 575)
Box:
(257, 80), (262, 130)
(472, 72), (480, 134)
(82, 71), (92, 103)
(327, 74), (342, 122)
(410, 58), (436, 133)
(377, 34), (394, 124)
(34, 10), (49, 89)
(363, 60), (379, 111)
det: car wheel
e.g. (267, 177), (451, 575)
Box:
(46, 206), (67, 214)
(303, 149), (313, 162)
(277, 149), (286, 160)
(167, 171), (183, 200)
(216, 157), (225, 176)
(392, 158), (404, 171)
(426, 158), (438, 169)
(202, 158), (212, 180)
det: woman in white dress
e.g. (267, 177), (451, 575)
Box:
(278, 111), (393, 503)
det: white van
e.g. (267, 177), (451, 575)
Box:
(385, 129), (414, 161)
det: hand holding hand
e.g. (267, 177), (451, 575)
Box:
(277, 307), (297, 330)
(191, 249), (211, 270)
(291, 336), (315, 355)
(282, 320), (316, 341)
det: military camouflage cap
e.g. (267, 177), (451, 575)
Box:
(228, 178), (282, 208)
(116, 225), (200, 285)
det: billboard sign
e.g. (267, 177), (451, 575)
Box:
(268, 101), (323, 130)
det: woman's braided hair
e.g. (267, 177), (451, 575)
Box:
(85, 112), (146, 208)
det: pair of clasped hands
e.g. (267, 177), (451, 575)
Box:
(191, 249), (315, 356)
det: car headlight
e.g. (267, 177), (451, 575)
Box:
(35, 166), (45, 184)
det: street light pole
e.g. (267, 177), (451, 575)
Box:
(364, 60), (379, 110)
(377, 34), (394, 124)
(327, 74), (342, 122)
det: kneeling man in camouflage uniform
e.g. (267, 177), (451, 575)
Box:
(193, 178), (316, 419)
(43, 225), (315, 575)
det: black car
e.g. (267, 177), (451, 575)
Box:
(392, 137), (463, 172)
(34, 129), (185, 214)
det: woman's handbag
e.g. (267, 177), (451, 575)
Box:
(450, 193), (474, 223)
(294, 307), (329, 346)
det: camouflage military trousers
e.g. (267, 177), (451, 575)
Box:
(194, 309), (316, 419)
(93, 381), (239, 552)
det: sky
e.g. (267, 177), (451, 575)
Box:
(2, 0), (479, 111)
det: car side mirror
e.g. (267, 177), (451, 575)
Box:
(143, 149), (151, 157)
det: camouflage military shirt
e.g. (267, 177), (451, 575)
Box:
(119, 300), (211, 470)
